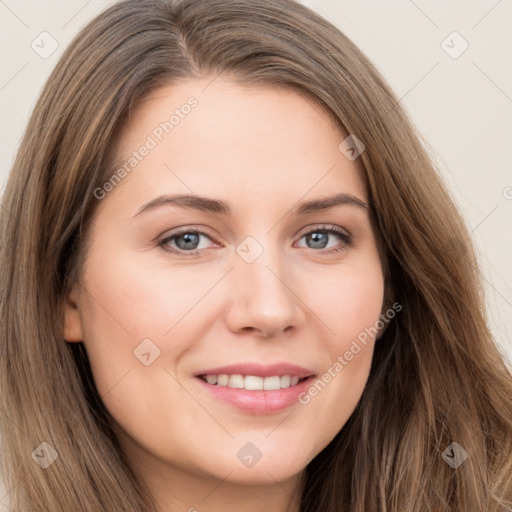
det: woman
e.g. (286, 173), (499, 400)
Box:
(1, 0), (511, 511)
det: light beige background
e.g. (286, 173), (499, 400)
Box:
(1, 0), (511, 504)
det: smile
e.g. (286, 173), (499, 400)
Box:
(198, 374), (303, 390)
(195, 374), (317, 415)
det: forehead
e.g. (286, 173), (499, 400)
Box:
(104, 77), (367, 217)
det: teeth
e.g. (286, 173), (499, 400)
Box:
(206, 375), (218, 385)
(201, 373), (305, 390)
(263, 376), (281, 390)
(228, 374), (244, 388)
(245, 375), (263, 390)
(280, 375), (291, 388)
(217, 374), (229, 386)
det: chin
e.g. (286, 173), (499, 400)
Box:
(202, 450), (309, 485)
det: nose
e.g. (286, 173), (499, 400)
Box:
(224, 242), (305, 339)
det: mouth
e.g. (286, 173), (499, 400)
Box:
(196, 373), (310, 390)
(193, 364), (317, 414)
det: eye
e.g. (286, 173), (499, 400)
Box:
(157, 224), (352, 256)
(158, 228), (215, 255)
(295, 225), (352, 254)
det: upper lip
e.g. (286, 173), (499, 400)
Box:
(194, 362), (316, 379)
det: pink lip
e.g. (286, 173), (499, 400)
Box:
(195, 375), (316, 415)
(193, 362), (315, 379)
(193, 362), (317, 415)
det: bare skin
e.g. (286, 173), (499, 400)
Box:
(64, 76), (385, 512)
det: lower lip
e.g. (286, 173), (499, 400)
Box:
(195, 376), (316, 415)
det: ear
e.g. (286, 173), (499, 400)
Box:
(63, 285), (84, 343)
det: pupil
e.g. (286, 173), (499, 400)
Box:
(177, 233), (199, 250)
(308, 232), (327, 249)
(174, 232), (330, 251)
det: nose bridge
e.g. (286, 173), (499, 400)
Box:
(227, 232), (302, 335)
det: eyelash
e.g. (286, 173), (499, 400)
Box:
(157, 225), (352, 256)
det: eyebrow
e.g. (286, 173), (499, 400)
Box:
(132, 192), (369, 218)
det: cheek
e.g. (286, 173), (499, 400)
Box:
(77, 263), (192, 450)
(76, 250), (225, 424)
(328, 261), (384, 379)
(80, 245), (221, 344)
(297, 260), (384, 441)
(311, 256), (385, 343)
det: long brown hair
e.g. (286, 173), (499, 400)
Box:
(1, 0), (511, 510)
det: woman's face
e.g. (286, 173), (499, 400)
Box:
(65, 77), (385, 498)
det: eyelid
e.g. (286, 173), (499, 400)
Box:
(158, 223), (352, 255)
(294, 224), (352, 254)
(297, 223), (351, 240)
(157, 226), (217, 254)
